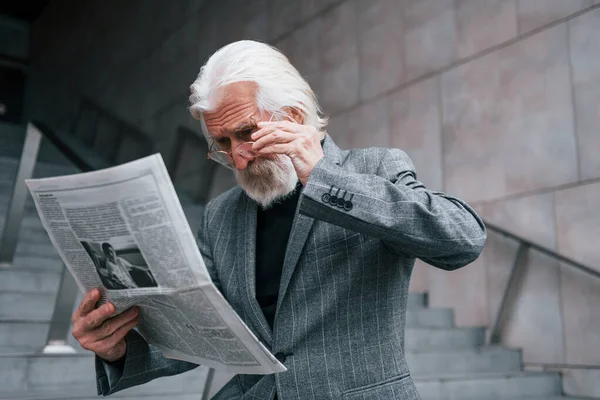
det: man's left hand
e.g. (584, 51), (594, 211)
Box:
(251, 121), (324, 186)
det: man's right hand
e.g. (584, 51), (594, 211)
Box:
(72, 288), (140, 362)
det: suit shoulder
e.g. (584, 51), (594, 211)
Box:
(338, 147), (385, 173)
(339, 147), (413, 174)
(381, 148), (415, 170)
(203, 185), (243, 224)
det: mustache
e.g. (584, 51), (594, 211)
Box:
(240, 156), (286, 177)
(234, 155), (298, 208)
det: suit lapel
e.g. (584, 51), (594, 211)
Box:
(275, 200), (315, 314)
(274, 136), (342, 316)
(237, 194), (273, 345)
(242, 136), (342, 336)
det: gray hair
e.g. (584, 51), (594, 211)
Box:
(188, 40), (327, 140)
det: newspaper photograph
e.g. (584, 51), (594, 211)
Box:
(25, 154), (286, 375)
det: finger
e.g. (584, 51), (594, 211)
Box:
(257, 143), (293, 156)
(93, 307), (139, 340)
(83, 302), (116, 331)
(73, 289), (101, 320)
(93, 314), (139, 359)
(253, 120), (301, 140)
(257, 120), (297, 131)
(252, 130), (296, 151)
(250, 124), (278, 141)
(101, 313), (140, 347)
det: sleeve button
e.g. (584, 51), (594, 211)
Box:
(344, 201), (353, 211)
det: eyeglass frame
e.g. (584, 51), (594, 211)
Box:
(206, 140), (257, 170)
(205, 113), (282, 170)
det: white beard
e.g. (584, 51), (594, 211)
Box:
(234, 155), (298, 209)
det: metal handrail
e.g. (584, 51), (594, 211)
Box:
(485, 221), (600, 280)
(70, 98), (154, 163)
(32, 120), (107, 172)
(486, 220), (599, 350)
(0, 123), (42, 264)
(488, 242), (529, 345)
(525, 362), (600, 371)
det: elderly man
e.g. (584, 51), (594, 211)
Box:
(72, 40), (486, 399)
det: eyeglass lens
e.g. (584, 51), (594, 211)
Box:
(207, 151), (234, 168)
(208, 142), (259, 169)
(208, 113), (276, 168)
(235, 142), (258, 159)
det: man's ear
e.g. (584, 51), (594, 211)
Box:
(283, 107), (305, 124)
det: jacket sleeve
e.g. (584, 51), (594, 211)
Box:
(95, 206), (219, 395)
(299, 148), (487, 270)
(95, 330), (198, 395)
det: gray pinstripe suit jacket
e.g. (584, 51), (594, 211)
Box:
(96, 135), (486, 399)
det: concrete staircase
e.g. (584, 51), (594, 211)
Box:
(0, 121), (582, 399)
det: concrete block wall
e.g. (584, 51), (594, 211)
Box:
(26, 0), (600, 397)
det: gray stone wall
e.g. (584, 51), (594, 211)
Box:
(28, 0), (600, 396)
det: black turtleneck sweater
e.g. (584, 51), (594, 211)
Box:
(255, 183), (302, 329)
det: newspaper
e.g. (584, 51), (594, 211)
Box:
(25, 154), (286, 375)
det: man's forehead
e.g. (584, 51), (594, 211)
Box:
(204, 107), (258, 137)
(204, 84), (261, 137)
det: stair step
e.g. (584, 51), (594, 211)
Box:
(414, 371), (562, 399)
(0, 137), (75, 167)
(406, 347), (522, 376)
(0, 227), (51, 248)
(408, 292), (428, 309)
(405, 327), (485, 350)
(0, 155), (77, 177)
(0, 267), (61, 293)
(0, 353), (208, 396)
(8, 255), (63, 271)
(0, 225), (60, 257)
(12, 229), (54, 246)
(0, 180), (21, 194)
(405, 308), (454, 328)
(14, 242), (60, 258)
(0, 293), (56, 321)
(0, 198), (38, 215)
(0, 345), (44, 354)
(0, 322), (48, 352)
(0, 214), (45, 232)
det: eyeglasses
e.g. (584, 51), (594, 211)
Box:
(206, 140), (259, 170)
(206, 113), (291, 169)
(207, 114), (282, 169)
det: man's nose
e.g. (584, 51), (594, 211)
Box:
(231, 147), (255, 170)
